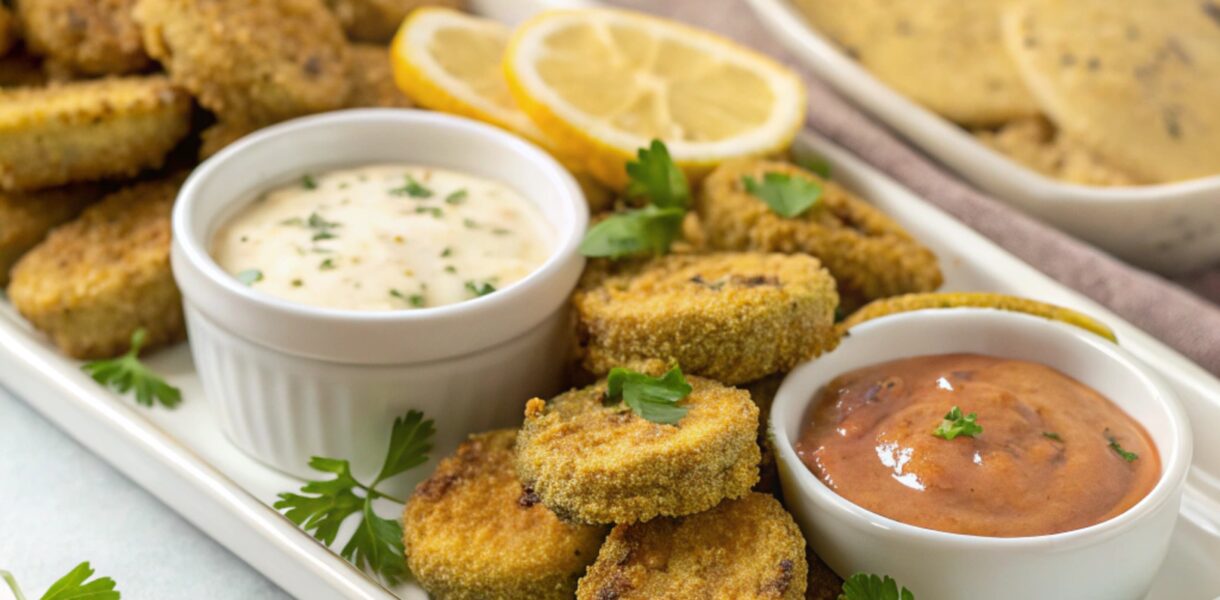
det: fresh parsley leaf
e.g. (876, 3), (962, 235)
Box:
(742, 172), (822, 218)
(390, 175), (433, 198)
(626, 139), (689, 209)
(1, 561), (121, 600)
(81, 329), (181, 409)
(408, 294), (425, 308)
(1107, 432), (1139, 462)
(839, 572), (915, 600)
(932, 406), (982, 440)
(319, 258), (336, 271)
(795, 154), (833, 178)
(1043, 431), (1063, 442)
(312, 230), (337, 242)
(236, 269), (263, 285)
(606, 365), (692, 425)
(465, 280), (496, 297)
(445, 189), (467, 205)
(579, 204), (685, 259)
(414, 206), (443, 218)
(302, 174), (317, 190)
(307, 213), (339, 229)
(275, 411), (435, 586)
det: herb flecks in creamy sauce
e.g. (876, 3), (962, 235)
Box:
(212, 164), (553, 311)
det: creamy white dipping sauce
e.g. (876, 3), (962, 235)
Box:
(211, 164), (554, 311)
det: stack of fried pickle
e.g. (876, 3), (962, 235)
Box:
(0, 0), (434, 359)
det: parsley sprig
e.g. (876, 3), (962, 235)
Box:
(605, 365), (692, 425)
(580, 140), (690, 259)
(2, 561), (120, 600)
(839, 572), (915, 600)
(932, 406), (982, 440)
(275, 411), (435, 585)
(743, 172), (823, 218)
(81, 329), (181, 409)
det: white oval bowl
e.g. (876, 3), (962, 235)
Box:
(771, 309), (1192, 600)
(171, 109), (588, 483)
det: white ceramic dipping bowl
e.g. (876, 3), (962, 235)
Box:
(771, 309), (1192, 600)
(172, 109), (588, 486)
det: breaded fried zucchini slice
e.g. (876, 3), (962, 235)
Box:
(136, 0), (349, 127)
(16, 0), (150, 76)
(576, 493), (808, 600)
(697, 159), (943, 309)
(0, 76), (191, 191)
(325, 0), (465, 43)
(404, 429), (606, 600)
(7, 174), (185, 359)
(573, 253), (839, 385)
(0, 185), (103, 286)
(343, 43), (413, 108)
(516, 372), (760, 524)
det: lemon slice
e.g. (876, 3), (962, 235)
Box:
(504, 8), (807, 190)
(390, 7), (544, 141)
(839, 292), (1118, 343)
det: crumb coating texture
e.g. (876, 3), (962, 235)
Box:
(697, 159), (942, 309)
(516, 373), (761, 524)
(404, 429), (607, 600)
(17, 0), (150, 75)
(0, 185), (102, 286)
(576, 493), (808, 600)
(574, 253), (839, 385)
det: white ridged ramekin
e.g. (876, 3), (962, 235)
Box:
(171, 109), (588, 486)
(771, 309), (1192, 600)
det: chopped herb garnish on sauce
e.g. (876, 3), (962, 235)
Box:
(1043, 431), (1063, 442)
(291, 279), (304, 288)
(445, 189), (468, 205)
(605, 365), (692, 425)
(275, 411), (435, 586)
(742, 172), (823, 218)
(932, 406), (982, 440)
(302, 174), (317, 190)
(1107, 433), (1139, 462)
(492, 227), (511, 235)
(440, 247), (452, 258)
(236, 269), (263, 285)
(839, 572), (915, 600)
(319, 258), (336, 270)
(580, 139), (690, 260)
(390, 175), (433, 198)
(444, 265), (457, 274)
(414, 206), (443, 218)
(465, 280), (496, 297)
(463, 218), (479, 229)
(408, 294), (425, 308)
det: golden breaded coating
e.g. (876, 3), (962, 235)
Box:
(0, 75), (191, 191)
(16, 0), (150, 76)
(697, 159), (943, 310)
(7, 175), (185, 358)
(573, 253), (839, 385)
(404, 429), (607, 600)
(0, 185), (102, 286)
(325, 0), (464, 43)
(516, 373), (761, 524)
(743, 373), (784, 494)
(135, 0), (349, 127)
(196, 120), (255, 161)
(0, 5), (16, 57)
(343, 43), (413, 108)
(576, 493), (807, 599)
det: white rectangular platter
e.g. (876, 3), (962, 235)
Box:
(2, 3), (1220, 599)
(745, 0), (1220, 275)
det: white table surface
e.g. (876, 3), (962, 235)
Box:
(0, 384), (290, 600)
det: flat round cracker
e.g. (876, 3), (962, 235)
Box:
(1003, 0), (1220, 182)
(793, 0), (1039, 125)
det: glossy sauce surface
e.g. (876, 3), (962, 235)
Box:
(795, 353), (1160, 537)
(212, 164), (553, 311)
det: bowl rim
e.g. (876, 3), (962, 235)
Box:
(770, 308), (1193, 550)
(174, 109), (588, 324)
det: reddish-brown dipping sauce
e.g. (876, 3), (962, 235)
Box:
(795, 353), (1160, 537)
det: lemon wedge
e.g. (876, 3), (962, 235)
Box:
(391, 7), (544, 142)
(839, 292), (1118, 343)
(504, 8), (807, 190)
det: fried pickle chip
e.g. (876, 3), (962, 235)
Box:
(404, 429), (606, 600)
(576, 492), (808, 599)
(573, 253), (839, 385)
(697, 159), (943, 310)
(0, 75), (191, 191)
(7, 174), (185, 358)
(0, 185), (103, 286)
(17, 0), (150, 76)
(343, 43), (413, 108)
(516, 372), (760, 524)
(326, 0), (465, 43)
(135, 0), (350, 127)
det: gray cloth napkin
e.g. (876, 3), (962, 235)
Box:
(605, 0), (1220, 376)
